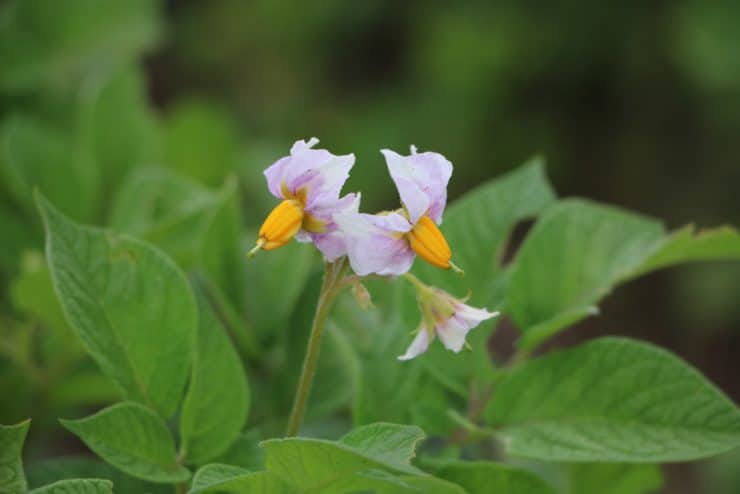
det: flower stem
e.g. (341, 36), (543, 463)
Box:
(285, 259), (348, 436)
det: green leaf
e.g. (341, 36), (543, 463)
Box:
(26, 456), (170, 493)
(434, 461), (556, 494)
(568, 464), (663, 494)
(2, 115), (99, 222)
(38, 194), (196, 417)
(180, 294), (250, 465)
(507, 200), (666, 350)
(60, 402), (190, 483)
(29, 479), (113, 494)
(261, 423), (425, 490)
(485, 337), (740, 462)
(188, 464), (290, 494)
(0, 0), (161, 92)
(0, 420), (30, 494)
(109, 167), (222, 268)
(631, 224), (740, 277)
(413, 156), (556, 308)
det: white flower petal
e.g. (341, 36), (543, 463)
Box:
(398, 328), (433, 361)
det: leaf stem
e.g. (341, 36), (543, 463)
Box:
(285, 258), (348, 436)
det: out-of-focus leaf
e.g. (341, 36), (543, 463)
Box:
(0, 420), (30, 494)
(39, 194), (196, 417)
(181, 294), (250, 466)
(27, 456), (170, 493)
(29, 479), (113, 494)
(245, 240), (315, 341)
(0, 0), (161, 92)
(434, 461), (556, 494)
(163, 101), (241, 185)
(86, 67), (161, 192)
(485, 337), (740, 462)
(2, 115), (99, 222)
(568, 464), (663, 494)
(10, 250), (83, 364)
(61, 402), (190, 483)
(48, 372), (121, 409)
(507, 199), (666, 350)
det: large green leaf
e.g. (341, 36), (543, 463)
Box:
(568, 464), (663, 494)
(26, 456), (169, 493)
(0, 420), (30, 494)
(485, 337), (740, 462)
(61, 402), (190, 483)
(434, 461), (556, 494)
(29, 479), (113, 494)
(0, 0), (161, 92)
(507, 200), (666, 350)
(188, 465), (290, 494)
(180, 294), (250, 465)
(507, 200), (740, 351)
(38, 194), (196, 417)
(261, 423), (425, 490)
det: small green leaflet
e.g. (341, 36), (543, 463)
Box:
(61, 402), (190, 483)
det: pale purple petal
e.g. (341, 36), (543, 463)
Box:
(398, 328), (433, 361)
(381, 147), (453, 224)
(306, 193), (361, 261)
(334, 211), (414, 276)
(263, 138), (354, 208)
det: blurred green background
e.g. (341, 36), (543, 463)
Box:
(1, 1), (739, 492)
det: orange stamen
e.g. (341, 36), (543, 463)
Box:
(249, 199), (304, 257)
(406, 215), (452, 269)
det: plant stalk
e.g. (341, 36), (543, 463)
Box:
(285, 259), (347, 436)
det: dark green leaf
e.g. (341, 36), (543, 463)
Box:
(61, 402), (190, 483)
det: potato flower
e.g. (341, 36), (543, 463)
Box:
(248, 138), (359, 261)
(335, 146), (462, 276)
(399, 278), (499, 360)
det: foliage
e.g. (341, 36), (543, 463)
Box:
(1, 1), (740, 494)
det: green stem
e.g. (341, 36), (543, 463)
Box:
(285, 259), (348, 436)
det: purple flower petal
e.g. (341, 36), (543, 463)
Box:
(381, 147), (453, 224)
(334, 211), (415, 276)
(264, 138), (354, 210)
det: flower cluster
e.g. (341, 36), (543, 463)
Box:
(250, 138), (498, 359)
